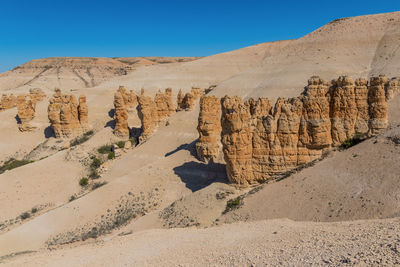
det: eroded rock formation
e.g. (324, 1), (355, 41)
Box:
(117, 86), (137, 110)
(155, 88), (175, 121)
(113, 91), (129, 138)
(0, 94), (16, 111)
(17, 94), (36, 131)
(138, 92), (158, 140)
(177, 87), (205, 111)
(199, 75), (397, 185)
(15, 88), (46, 132)
(48, 88), (88, 138)
(29, 88), (46, 102)
(196, 96), (221, 163)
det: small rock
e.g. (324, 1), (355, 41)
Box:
(124, 141), (132, 149)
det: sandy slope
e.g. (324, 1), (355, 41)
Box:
(95, 40), (291, 94)
(2, 218), (400, 266)
(212, 11), (400, 99)
(0, 57), (200, 92)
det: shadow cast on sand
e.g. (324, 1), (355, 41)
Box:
(173, 161), (228, 192)
(165, 140), (198, 158)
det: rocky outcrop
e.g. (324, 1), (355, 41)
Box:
(201, 75), (397, 185)
(155, 88), (175, 121)
(0, 94), (16, 111)
(177, 87), (205, 111)
(29, 88), (46, 103)
(137, 88), (177, 141)
(176, 90), (184, 111)
(48, 88), (88, 138)
(113, 91), (129, 138)
(368, 76), (388, 135)
(78, 95), (88, 130)
(15, 88), (46, 132)
(385, 77), (399, 100)
(117, 86), (137, 110)
(138, 92), (158, 140)
(17, 94), (36, 131)
(196, 96), (221, 163)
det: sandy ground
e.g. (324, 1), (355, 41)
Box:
(0, 11), (400, 266)
(2, 218), (400, 266)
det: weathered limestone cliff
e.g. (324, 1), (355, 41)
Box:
(29, 88), (46, 103)
(78, 95), (89, 130)
(0, 94), (16, 111)
(113, 91), (129, 138)
(48, 88), (88, 138)
(137, 88), (176, 141)
(176, 90), (184, 111)
(117, 86), (137, 110)
(196, 96), (221, 163)
(138, 92), (158, 140)
(177, 87), (204, 111)
(155, 88), (175, 121)
(17, 94), (36, 132)
(199, 75), (397, 185)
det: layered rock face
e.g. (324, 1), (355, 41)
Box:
(117, 86), (137, 110)
(0, 94), (16, 111)
(17, 94), (36, 131)
(137, 88), (176, 141)
(196, 96), (221, 163)
(48, 89), (88, 138)
(16, 88), (46, 131)
(29, 88), (46, 102)
(155, 88), (175, 121)
(201, 75), (397, 185)
(112, 86), (138, 138)
(113, 91), (130, 138)
(177, 87), (204, 111)
(138, 92), (158, 140)
(78, 95), (88, 130)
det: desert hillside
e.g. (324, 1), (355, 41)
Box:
(1, 11), (400, 266)
(0, 56), (201, 93)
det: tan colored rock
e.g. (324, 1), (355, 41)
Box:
(221, 96), (254, 185)
(385, 78), (399, 100)
(368, 76), (388, 135)
(78, 95), (88, 129)
(29, 88), (46, 103)
(138, 93), (158, 140)
(48, 88), (87, 138)
(113, 91), (129, 138)
(177, 87), (205, 111)
(354, 78), (370, 135)
(0, 94), (16, 111)
(216, 75), (396, 185)
(155, 88), (175, 122)
(196, 96), (221, 163)
(17, 94), (36, 131)
(176, 89), (184, 111)
(330, 76), (357, 146)
(117, 86), (137, 109)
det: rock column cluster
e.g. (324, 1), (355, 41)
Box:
(16, 88), (46, 131)
(196, 75), (398, 185)
(48, 88), (88, 138)
(137, 88), (175, 140)
(113, 86), (138, 138)
(0, 94), (16, 111)
(176, 87), (204, 111)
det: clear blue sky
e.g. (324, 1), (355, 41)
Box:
(0, 0), (399, 72)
